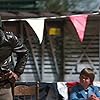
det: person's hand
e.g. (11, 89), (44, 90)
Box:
(88, 94), (100, 100)
(9, 71), (18, 80)
(5, 70), (19, 83)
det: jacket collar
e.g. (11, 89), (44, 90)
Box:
(78, 85), (93, 99)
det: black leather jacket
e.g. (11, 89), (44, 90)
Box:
(0, 30), (28, 76)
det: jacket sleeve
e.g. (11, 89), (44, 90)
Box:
(93, 86), (100, 98)
(70, 86), (86, 100)
(10, 33), (28, 76)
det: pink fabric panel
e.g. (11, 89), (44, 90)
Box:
(69, 14), (88, 42)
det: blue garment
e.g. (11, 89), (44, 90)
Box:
(70, 84), (100, 100)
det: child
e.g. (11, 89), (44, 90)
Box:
(70, 68), (100, 100)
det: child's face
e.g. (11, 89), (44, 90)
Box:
(79, 75), (91, 88)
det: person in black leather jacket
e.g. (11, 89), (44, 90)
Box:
(0, 21), (28, 100)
